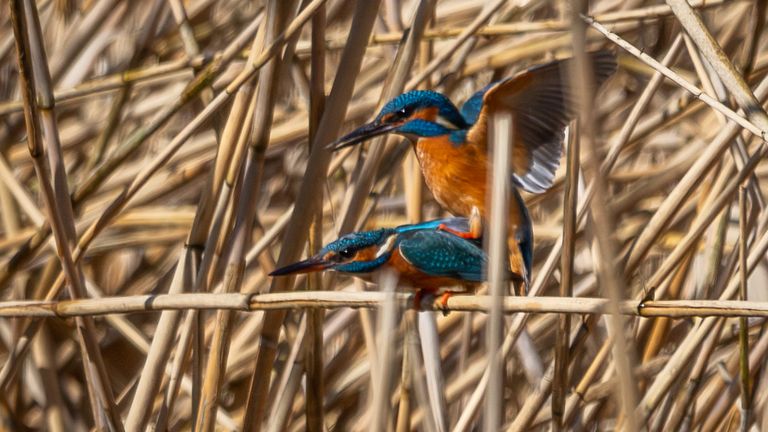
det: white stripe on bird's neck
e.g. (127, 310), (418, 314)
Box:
(435, 114), (459, 130)
(375, 234), (397, 258)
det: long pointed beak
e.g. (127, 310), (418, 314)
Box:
(270, 256), (332, 276)
(328, 122), (398, 151)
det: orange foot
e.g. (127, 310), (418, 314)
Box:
(437, 291), (460, 316)
(437, 223), (478, 240)
(438, 207), (483, 240)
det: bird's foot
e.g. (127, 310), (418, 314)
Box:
(437, 223), (479, 240)
(438, 291), (458, 316)
(437, 207), (483, 240)
(469, 206), (483, 238)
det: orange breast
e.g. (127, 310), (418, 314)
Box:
(414, 136), (526, 229)
(415, 136), (487, 216)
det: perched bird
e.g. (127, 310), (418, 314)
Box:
(330, 50), (617, 289)
(270, 218), (515, 303)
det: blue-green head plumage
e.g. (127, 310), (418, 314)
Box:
(329, 90), (470, 150)
(377, 90), (468, 130)
(270, 228), (398, 276)
(321, 229), (396, 273)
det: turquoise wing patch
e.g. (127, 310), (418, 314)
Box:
(398, 231), (487, 282)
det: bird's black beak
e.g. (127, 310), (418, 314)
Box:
(328, 121), (398, 151)
(270, 255), (332, 276)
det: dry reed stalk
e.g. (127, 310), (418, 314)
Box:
(5, 292), (768, 317)
(31, 322), (70, 432)
(552, 93), (579, 432)
(636, 23), (759, 365)
(241, 2), (381, 429)
(417, 307), (449, 432)
(168, 0), (202, 61)
(87, 0), (166, 169)
(9, 1), (122, 429)
(625, 76), (768, 278)
(585, 15), (768, 142)
(194, 0), (292, 428)
(395, 310), (414, 432)
(0, 55), (196, 115)
(738, 186), (752, 431)
(639, 195), (768, 422)
(0, 154), (46, 226)
(663, 316), (724, 429)
(119, 7), (269, 428)
(304, 2), (327, 431)
(407, 0), (506, 88)
(571, 3), (638, 430)
(667, 0), (768, 130)
(7, 0), (315, 416)
(264, 311), (306, 432)
(0, 9), (264, 291)
(641, 253), (693, 363)
(368, 0), (731, 44)
(335, 0), (435, 236)
(368, 271), (399, 431)
(45, 0), (121, 83)
(485, 109), (511, 430)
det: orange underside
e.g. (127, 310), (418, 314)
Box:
(414, 135), (527, 226)
(414, 135), (529, 283)
(386, 248), (471, 291)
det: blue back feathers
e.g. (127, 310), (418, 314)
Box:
(459, 83), (496, 125)
(398, 230), (487, 281)
(393, 218), (467, 233)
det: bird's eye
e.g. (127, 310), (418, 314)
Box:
(396, 106), (413, 118)
(385, 106), (412, 123)
(338, 248), (354, 259)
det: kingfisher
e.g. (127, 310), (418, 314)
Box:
(270, 217), (515, 305)
(330, 50), (617, 289)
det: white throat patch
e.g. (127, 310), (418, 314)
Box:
(375, 234), (397, 258)
(435, 115), (458, 130)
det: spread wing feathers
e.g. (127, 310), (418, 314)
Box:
(466, 50), (617, 193)
(398, 231), (487, 282)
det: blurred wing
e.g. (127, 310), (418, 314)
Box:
(465, 50), (617, 193)
(398, 231), (487, 282)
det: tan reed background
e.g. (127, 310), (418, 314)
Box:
(2, 0), (768, 430)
